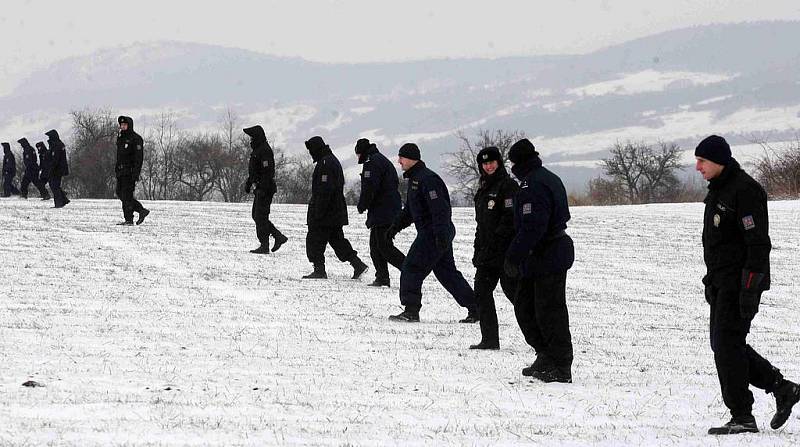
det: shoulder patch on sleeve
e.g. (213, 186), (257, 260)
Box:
(363, 170), (371, 178)
(504, 198), (513, 208)
(429, 190), (438, 200)
(522, 203), (532, 215)
(742, 215), (755, 230)
(262, 160), (269, 167)
(321, 174), (328, 183)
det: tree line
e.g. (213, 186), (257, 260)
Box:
(9, 108), (797, 205)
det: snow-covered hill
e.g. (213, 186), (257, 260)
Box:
(1, 21), (800, 191)
(1, 197), (798, 445)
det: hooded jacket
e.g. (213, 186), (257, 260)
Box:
(506, 151), (574, 277)
(472, 147), (519, 268)
(356, 141), (401, 228)
(115, 116), (144, 180)
(2, 143), (15, 177)
(45, 130), (70, 178)
(243, 125), (276, 194)
(36, 142), (51, 180)
(18, 138), (40, 173)
(306, 136), (348, 227)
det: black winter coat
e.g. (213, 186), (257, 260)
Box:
(45, 130), (69, 178)
(2, 147), (15, 177)
(473, 169), (519, 268)
(506, 155), (574, 277)
(115, 116), (144, 180)
(19, 139), (39, 174)
(393, 161), (454, 240)
(357, 146), (401, 228)
(307, 147), (348, 228)
(36, 143), (50, 181)
(702, 159), (771, 289)
(244, 126), (276, 195)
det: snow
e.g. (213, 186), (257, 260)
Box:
(567, 70), (736, 98)
(1, 198), (799, 445)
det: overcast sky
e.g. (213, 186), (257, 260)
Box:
(1, 0), (799, 91)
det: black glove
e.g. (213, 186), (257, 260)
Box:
(385, 225), (398, 241)
(702, 275), (714, 305)
(740, 270), (765, 320)
(504, 258), (520, 279)
(244, 181), (253, 194)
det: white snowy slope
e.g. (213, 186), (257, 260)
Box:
(0, 198), (798, 446)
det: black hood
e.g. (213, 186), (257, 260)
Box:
(17, 137), (33, 149)
(355, 138), (378, 164)
(511, 152), (543, 180)
(476, 146), (508, 180)
(45, 129), (61, 141)
(2, 142), (10, 152)
(305, 136), (331, 162)
(35, 141), (47, 152)
(243, 125), (268, 148)
(118, 116), (134, 131)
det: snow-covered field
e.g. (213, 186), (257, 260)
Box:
(1, 198), (799, 446)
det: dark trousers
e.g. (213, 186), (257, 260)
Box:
(369, 225), (406, 282)
(49, 176), (69, 207)
(399, 234), (476, 311)
(2, 175), (20, 196)
(475, 265), (517, 343)
(515, 272), (573, 368)
(252, 190), (283, 246)
(20, 172), (49, 198)
(306, 225), (357, 266)
(709, 282), (781, 418)
(116, 177), (145, 222)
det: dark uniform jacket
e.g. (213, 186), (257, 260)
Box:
(702, 159), (771, 290)
(506, 155), (574, 277)
(2, 144), (15, 177)
(19, 138), (39, 174)
(473, 159), (519, 269)
(45, 130), (70, 178)
(307, 145), (348, 228)
(393, 161), (454, 241)
(356, 145), (401, 228)
(36, 142), (50, 181)
(115, 116), (144, 181)
(244, 125), (276, 195)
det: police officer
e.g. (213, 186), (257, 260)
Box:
(18, 138), (49, 199)
(355, 138), (405, 287)
(303, 136), (368, 280)
(44, 129), (70, 208)
(695, 135), (799, 435)
(386, 143), (478, 323)
(2, 142), (21, 197)
(470, 146), (519, 350)
(35, 142), (51, 200)
(243, 125), (288, 254)
(504, 138), (574, 383)
(115, 116), (150, 225)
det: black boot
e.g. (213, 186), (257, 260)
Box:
(271, 233), (288, 252)
(116, 221), (134, 226)
(530, 366), (572, 384)
(368, 279), (390, 287)
(459, 307), (479, 323)
(350, 256), (368, 280)
(302, 263), (327, 279)
(771, 379), (800, 429)
(136, 208), (150, 225)
(469, 340), (499, 350)
(708, 417), (759, 435)
(388, 307), (420, 322)
(250, 245), (270, 254)
(522, 355), (554, 377)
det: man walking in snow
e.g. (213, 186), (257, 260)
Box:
(17, 138), (49, 199)
(243, 125), (288, 253)
(2, 142), (21, 197)
(696, 134), (799, 435)
(44, 129), (70, 208)
(115, 116), (150, 225)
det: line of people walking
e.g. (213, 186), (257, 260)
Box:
(2, 130), (70, 207)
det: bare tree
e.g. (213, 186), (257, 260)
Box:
(602, 140), (683, 204)
(66, 109), (118, 198)
(174, 133), (222, 201)
(213, 109), (250, 202)
(277, 154), (314, 204)
(753, 138), (800, 199)
(141, 112), (184, 200)
(443, 128), (526, 201)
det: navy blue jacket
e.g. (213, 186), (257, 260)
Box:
(307, 147), (348, 228)
(2, 145), (15, 177)
(45, 130), (70, 178)
(393, 161), (455, 240)
(19, 139), (39, 175)
(115, 116), (144, 180)
(473, 166), (519, 268)
(244, 126), (277, 195)
(357, 146), (401, 228)
(506, 155), (574, 277)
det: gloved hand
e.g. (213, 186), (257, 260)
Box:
(740, 270), (765, 320)
(385, 225), (398, 241)
(504, 258), (520, 279)
(244, 181), (253, 194)
(702, 275), (714, 305)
